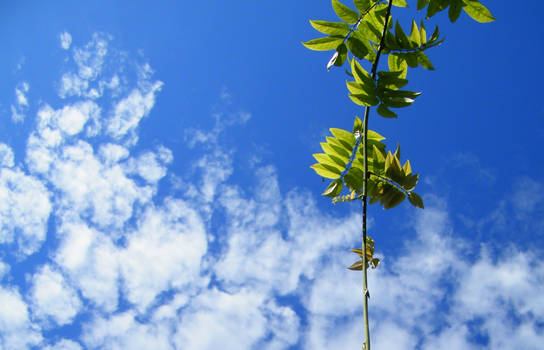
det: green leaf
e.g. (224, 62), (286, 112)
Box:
(387, 53), (408, 79)
(302, 36), (344, 51)
(407, 192), (424, 208)
(462, 0), (496, 23)
(371, 258), (380, 268)
(383, 188), (405, 209)
(417, 51), (435, 70)
(409, 20), (421, 46)
(313, 153), (346, 172)
(426, 0), (448, 18)
(377, 103), (398, 118)
(404, 52), (418, 67)
(381, 95), (415, 108)
(360, 18), (382, 43)
(311, 163), (341, 179)
(417, 0), (429, 10)
(352, 116), (363, 134)
(395, 20), (413, 49)
(321, 142), (350, 163)
(351, 59), (374, 89)
(346, 81), (366, 95)
(419, 20), (427, 44)
(327, 136), (353, 154)
(330, 128), (356, 149)
(346, 35), (369, 59)
(391, 0), (408, 8)
(310, 20), (351, 36)
(322, 179), (343, 197)
(383, 89), (421, 99)
(448, 1), (463, 22)
(350, 93), (379, 107)
(332, 0), (360, 24)
(353, 0), (372, 12)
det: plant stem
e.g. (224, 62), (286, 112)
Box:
(361, 1), (394, 349)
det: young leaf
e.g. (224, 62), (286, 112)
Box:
(419, 20), (427, 44)
(407, 192), (424, 208)
(462, 0), (496, 23)
(409, 20), (421, 46)
(352, 116), (363, 134)
(310, 20), (351, 36)
(395, 20), (413, 49)
(302, 36), (344, 51)
(348, 260), (363, 271)
(332, 0), (360, 24)
(351, 59), (374, 88)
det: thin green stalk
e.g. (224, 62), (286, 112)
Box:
(361, 1), (394, 349)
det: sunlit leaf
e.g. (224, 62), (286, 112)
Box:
(313, 153), (346, 172)
(347, 35), (369, 59)
(330, 128), (356, 149)
(332, 0), (360, 24)
(353, 0), (372, 12)
(310, 20), (351, 35)
(302, 36), (345, 51)
(409, 20), (421, 46)
(391, 0), (408, 8)
(350, 93), (379, 106)
(462, 0), (496, 23)
(417, 51), (435, 70)
(311, 163), (341, 179)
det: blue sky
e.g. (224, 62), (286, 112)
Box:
(0, 1), (543, 349)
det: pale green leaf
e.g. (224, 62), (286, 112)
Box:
(302, 36), (344, 51)
(311, 163), (341, 179)
(350, 93), (379, 107)
(353, 0), (372, 12)
(332, 0), (360, 24)
(391, 0), (408, 8)
(310, 20), (351, 36)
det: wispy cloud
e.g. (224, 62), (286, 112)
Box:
(11, 82), (29, 122)
(60, 32), (72, 50)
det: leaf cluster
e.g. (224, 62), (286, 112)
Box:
(311, 117), (423, 210)
(348, 236), (380, 270)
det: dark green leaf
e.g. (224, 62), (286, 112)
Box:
(462, 0), (496, 23)
(417, 0), (429, 10)
(377, 104), (398, 118)
(302, 36), (345, 51)
(381, 95), (415, 108)
(395, 20), (413, 49)
(383, 188), (405, 209)
(322, 179), (343, 197)
(347, 35), (369, 59)
(448, 1), (463, 22)
(332, 0), (360, 24)
(404, 52), (418, 67)
(407, 192), (424, 208)
(417, 51), (435, 70)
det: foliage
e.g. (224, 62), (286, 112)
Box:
(303, 0), (494, 349)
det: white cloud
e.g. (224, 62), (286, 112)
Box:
(60, 31), (72, 50)
(0, 287), (42, 349)
(106, 81), (163, 142)
(11, 82), (29, 122)
(0, 168), (51, 257)
(29, 265), (82, 326)
(0, 143), (15, 168)
(120, 198), (207, 311)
